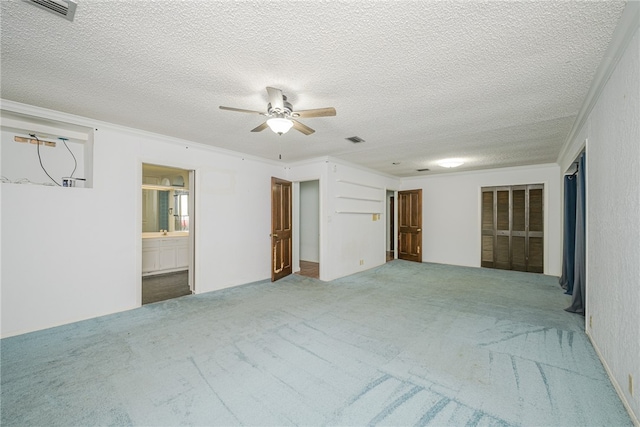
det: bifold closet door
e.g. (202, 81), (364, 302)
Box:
(527, 186), (544, 273)
(481, 191), (495, 268)
(495, 188), (511, 270)
(511, 187), (527, 271)
(481, 185), (544, 273)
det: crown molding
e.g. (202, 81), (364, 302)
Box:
(557, 1), (640, 169)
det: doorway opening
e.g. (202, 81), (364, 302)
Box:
(386, 190), (395, 262)
(297, 180), (320, 279)
(141, 163), (195, 304)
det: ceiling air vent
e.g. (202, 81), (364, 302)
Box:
(416, 168), (430, 172)
(26, 0), (77, 22)
(346, 136), (365, 143)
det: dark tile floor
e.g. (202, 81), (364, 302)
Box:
(142, 270), (191, 304)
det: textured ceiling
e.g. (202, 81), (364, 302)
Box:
(0, 1), (626, 177)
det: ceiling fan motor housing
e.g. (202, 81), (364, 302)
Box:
(268, 99), (294, 117)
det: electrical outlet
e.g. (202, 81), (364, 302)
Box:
(629, 374), (634, 396)
(359, 259), (364, 265)
(589, 315), (592, 328)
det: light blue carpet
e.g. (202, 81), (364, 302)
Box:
(1, 261), (632, 426)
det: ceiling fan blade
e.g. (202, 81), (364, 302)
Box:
(250, 122), (269, 132)
(292, 107), (336, 118)
(266, 87), (284, 111)
(219, 106), (265, 115)
(292, 120), (315, 135)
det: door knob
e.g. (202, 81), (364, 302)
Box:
(271, 233), (278, 238)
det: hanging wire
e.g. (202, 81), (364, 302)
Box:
(60, 137), (77, 178)
(31, 134), (61, 186)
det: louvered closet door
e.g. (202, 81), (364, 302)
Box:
(495, 188), (511, 270)
(481, 191), (495, 268)
(511, 187), (527, 271)
(481, 184), (544, 273)
(527, 186), (544, 273)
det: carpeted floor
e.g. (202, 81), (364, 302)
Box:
(0, 261), (632, 426)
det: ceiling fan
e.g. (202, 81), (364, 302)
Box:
(219, 87), (336, 135)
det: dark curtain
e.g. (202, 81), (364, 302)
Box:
(559, 174), (577, 293)
(566, 152), (586, 315)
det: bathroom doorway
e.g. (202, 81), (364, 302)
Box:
(141, 163), (195, 304)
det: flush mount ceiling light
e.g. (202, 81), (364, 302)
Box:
(438, 158), (464, 168)
(266, 117), (293, 135)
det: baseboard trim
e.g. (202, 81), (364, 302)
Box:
(586, 330), (639, 426)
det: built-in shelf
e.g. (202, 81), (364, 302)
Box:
(335, 210), (382, 214)
(1, 110), (93, 188)
(336, 195), (381, 202)
(335, 179), (383, 191)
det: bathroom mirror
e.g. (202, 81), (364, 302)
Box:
(142, 187), (189, 232)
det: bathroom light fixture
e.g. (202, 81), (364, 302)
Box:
(266, 117), (293, 135)
(438, 159), (464, 168)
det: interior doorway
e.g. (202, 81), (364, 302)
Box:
(386, 190), (395, 262)
(297, 180), (320, 279)
(141, 163), (195, 304)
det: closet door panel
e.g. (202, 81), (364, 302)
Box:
(511, 236), (527, 271)
(482, 235), (494, 266)
(528, 236), (544, 273)
(512, 188), (526, 231)
(481, 190), (495, 268)
(496, 190), (510, 231)
(529, 187), (543, 232)
(496, 235), (510, 270)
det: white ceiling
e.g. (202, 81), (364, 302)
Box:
(0, 1), (626, 177)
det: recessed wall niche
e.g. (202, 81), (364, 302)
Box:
(0, 110), (94, 188)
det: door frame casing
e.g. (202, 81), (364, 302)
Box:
(137, 161), (196, 306)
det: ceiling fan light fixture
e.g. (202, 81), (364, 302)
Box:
(266, 117), (293, 135)
(438, 158), (464, 168)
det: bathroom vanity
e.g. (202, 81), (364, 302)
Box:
(142, 232), (189, 276)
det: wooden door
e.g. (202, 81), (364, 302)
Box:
(398, 189), (422, 262)
(481, 190), (495, 268)
(271, 177), (292, 281)
(495, 187), (511, 270)
(527, 186), (544, 273)
(511, 186), (527, 271)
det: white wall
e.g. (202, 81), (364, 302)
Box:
(560, 25), (639, 421)
(401, 164), (562, 276)
(323, 160), (399, 281)
(289, 158), (400, 281)
(1, 102), (285, 338)
(299, 180), (319, 262)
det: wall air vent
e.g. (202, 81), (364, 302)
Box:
(346, 136), (365, 143)
(26, 0), (77, 22)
